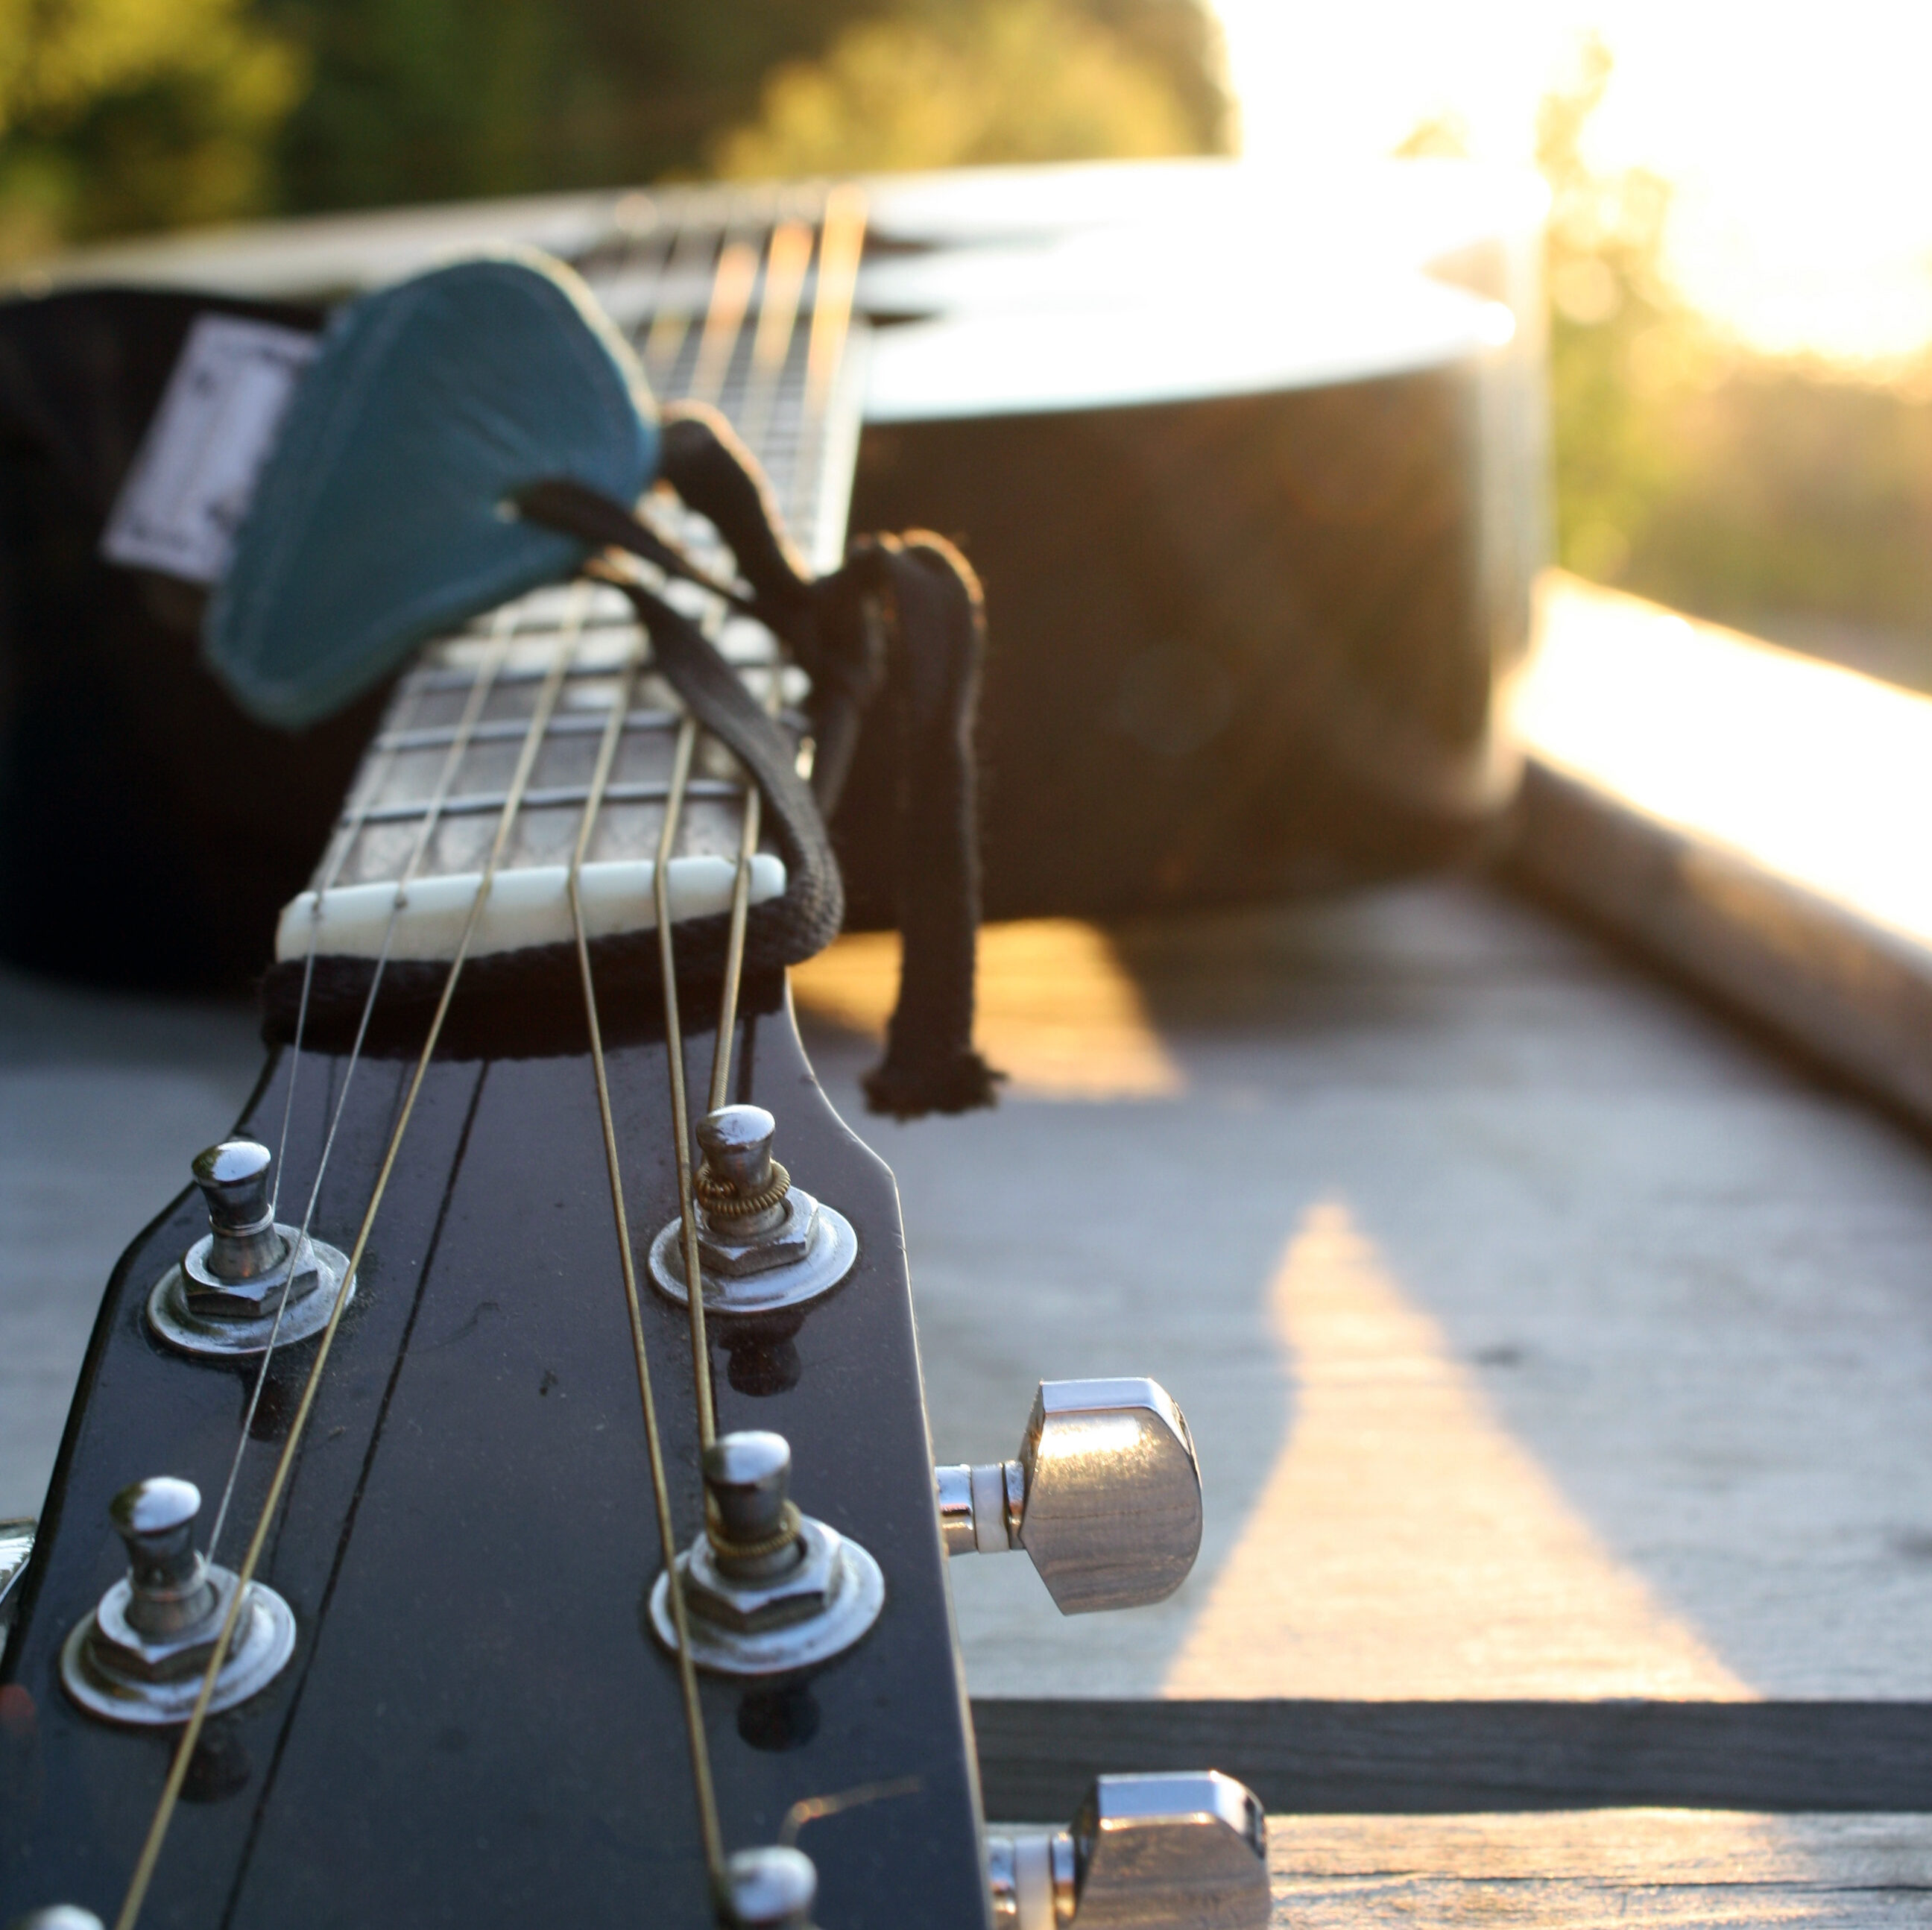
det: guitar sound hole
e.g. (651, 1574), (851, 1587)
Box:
(736, 1683), (819, 1753)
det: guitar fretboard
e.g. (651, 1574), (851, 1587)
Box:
(284, 186), (865, 959)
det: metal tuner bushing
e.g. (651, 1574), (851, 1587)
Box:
(148, 1139), (353, 1357)
(60, 1476), (294, 1726)
(936, 1378), (1202, 1613)
(648, 1431), (883, 1675)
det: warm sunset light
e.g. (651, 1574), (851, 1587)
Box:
(1214, 0), (1932, 370)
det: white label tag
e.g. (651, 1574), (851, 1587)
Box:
(100, 314), (318, 587)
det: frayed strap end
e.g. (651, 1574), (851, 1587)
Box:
(862, 1050), (1004, 1120)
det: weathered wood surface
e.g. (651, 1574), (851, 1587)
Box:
(973, 1700), (1932, 1820)
(1265, 1811), (1932, 1928)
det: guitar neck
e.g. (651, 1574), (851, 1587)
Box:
(282, 189), (868, 968)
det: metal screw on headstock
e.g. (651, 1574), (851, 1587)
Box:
(6, 1908), (107, 1930)
(724, 1847), (818, 1929)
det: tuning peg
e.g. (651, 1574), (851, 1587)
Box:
(648, 1106), (857, 1315)
(147, 1139), (353, 1357)
(190, 1140), (287, 1289)
(988, 1771), (1269, 1930)
(7, 1909), (106, 1930)
(646, 1430), (884, 1676)
(60, 1476), (295, 1726)
(935, 1379), (1202, 1614)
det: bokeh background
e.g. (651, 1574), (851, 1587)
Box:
(2, 0), (1929, 678)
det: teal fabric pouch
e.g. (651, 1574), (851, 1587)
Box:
(205, 250), (657, 729)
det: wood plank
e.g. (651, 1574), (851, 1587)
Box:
(1266, 1811), (1932, 1928)
(1512, 574), (1932, 1133)
(972, 1700), (1932, 1819)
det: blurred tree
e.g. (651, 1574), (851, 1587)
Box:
(713, 0), (1199, 177)
(0, 0), (302, 261)
(264, 0), (1226, 213)
(1526, 35), (1932, 675)
(1534, 34), (1690, 586)
(0, 0), (1225, 253)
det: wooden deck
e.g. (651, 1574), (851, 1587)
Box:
(1266, 1811), (1932, 1927)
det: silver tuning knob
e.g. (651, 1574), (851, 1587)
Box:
(988, 1772), (1269, 1930)
(60, 1476), (295, 1726)
(647, 1430), (884, 1675)
(7, 1910), (107, 1930)
(936, 1379), (1202, 1613)
(147, 1139), (353, 1357)
(725, 1847), (818, 1929)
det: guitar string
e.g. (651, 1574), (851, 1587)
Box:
(644, 196), (729, 394)
(561, 200), (819, 1893)
(644, 195), (784, 1456)
(651, 713), (717, 1451)
(205, 608), (525, 1564)
(733, 212), (812, 458)
(777, 1776), (924, 1849)
(563, 649), (727, 1893)
(794, 182), (867, 535)
(700, 201), (814, 1110)
(115, 609), (581, 1930)
(264, 669), (432, 1224)
(648, 195), (846, 1862)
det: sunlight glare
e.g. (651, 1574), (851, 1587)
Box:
(1212, 0), (1932, 368)
(1516, 575), (1932, 951)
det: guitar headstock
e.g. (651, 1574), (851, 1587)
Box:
(1, 988), (993, 1923)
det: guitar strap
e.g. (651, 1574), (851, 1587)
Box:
(520, 406), (1000, 1119)
(262, 409), (997, 1118)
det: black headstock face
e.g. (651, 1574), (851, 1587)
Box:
(0, 997), (988, 1926)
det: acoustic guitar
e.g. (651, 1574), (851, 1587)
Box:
(0, 186), (1268, 1930)
(0, 157), (1544, 997)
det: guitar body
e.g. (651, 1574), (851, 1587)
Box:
(0, 288), (375, 993)
(1, 999), (987, 1925)
(843, 361), (1504, 924)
